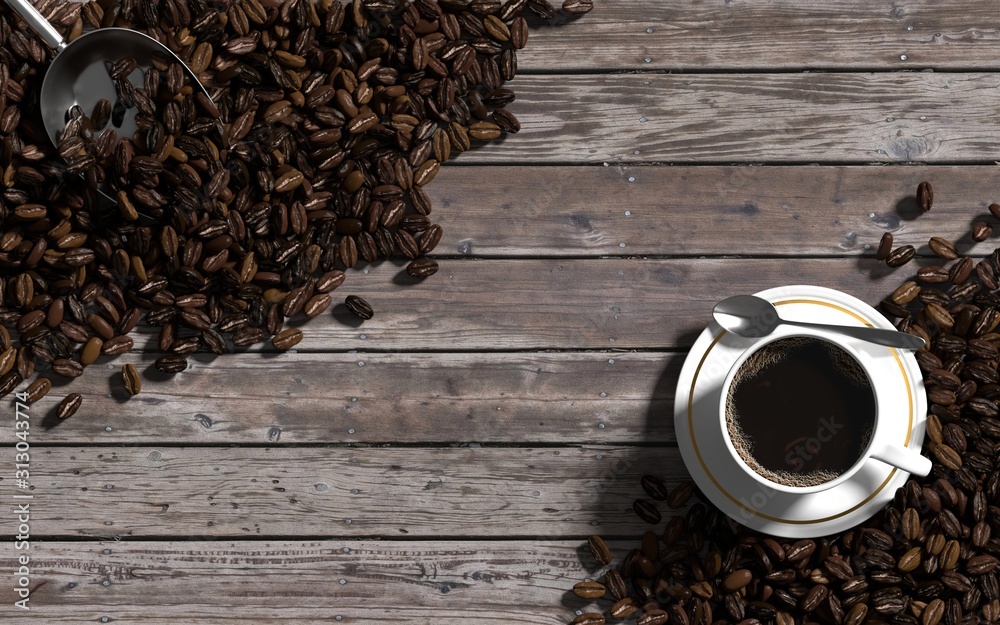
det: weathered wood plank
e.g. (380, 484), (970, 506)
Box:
(136, 258), (904, 351)
(49, 258), (909, 353)
(461, 73), (1000, 164)
(520, 0), (1000, 71)
(10, 446), (682, 537)
(30, 258), (906, 352)
(1, 540), (616, 623)
(429, 165), (1000, 256)
(33, 352), (677, 445)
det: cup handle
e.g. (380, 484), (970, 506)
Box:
(870, 443), (932, 476)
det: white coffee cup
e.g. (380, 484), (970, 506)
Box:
(718, 328), (932, 495)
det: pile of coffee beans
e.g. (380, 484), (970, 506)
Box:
(570, 183), (1000, 625)
(0, 0), (591, 417)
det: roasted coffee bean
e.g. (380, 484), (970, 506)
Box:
(102, 335), (134, 357)
(271, 328), (303, 351)
(968, 555), (1000, 575)
(154, 356), (187, 374)
(51, 358), (84, 378)
(893, 280), (921, 305)
(0, 371), (22, 398)
(918, 181), (934, 212)
(572, 581), (605, 599)
(406, 257), (439, 278)
(930, 237), (959, 260)
(844, 604), (867, 625)
(950, 257), (975, 284)
(588, 535), (612, 566)
(609, 597), (638, 619)
(641, 475), (669, 501)
(571, 614), (604, 625)
(604, 568), (626, 600)
(56, 393), (82, 420)
(919, 266), (951, 284)
(886, 245), (916, 268)
(636, 611), (668, 625)
(24, 377), (50, 404)
(345, 295), (374, 320)
(668, 481), (694, 508)
(723, 569), (752, 592)
(633, 499), (661, 525)
(974, 221), (993, 242)
(875, 232), (895, 260)
(121, 363), (141, 396)
(898, 547), (922, 572)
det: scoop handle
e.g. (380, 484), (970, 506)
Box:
(3, 0), (65, 51)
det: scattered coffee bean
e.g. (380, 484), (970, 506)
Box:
(604, 568), (627, 601)
(0, 0), (583, 418)
(667, 481), (694, 509)
(723, 569), (753, 592)
(154, 356), (187, 374)
(929, 236), (959, 260)
(122, 364), (141, 397)
(24, 377), (50, 404)
(345, 295), (374, 320)
(886, 245), (916, 268)
(632, 499), (661, 525)
(56, 393), (82, 420)
(918, 180), (934, 212)
(272, 328), (304, 351)
(640, 475), (669, 501)
(572, 581), (605, 599)
(571, 188), (1000, 625)
(587, 535), (612, 566)
(876, 232), (894, 260)
(609, 597), (637, 619)
(407, 257), (440, 278)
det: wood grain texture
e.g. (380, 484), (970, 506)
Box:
(520, 0), (1000, 71)
(461, 73), (1000, 164)
(34, 352), (677, 445)
(429, 165), (1000, 256)
(0, 540), (619, 623)
(111, 258), (903, 351)
(9, 446), (685, 538)
(42, 258), (906, 353)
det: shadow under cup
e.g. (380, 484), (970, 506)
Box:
(722, 335), (878, 493)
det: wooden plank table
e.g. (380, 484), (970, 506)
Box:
(5, 1), (1000, 622)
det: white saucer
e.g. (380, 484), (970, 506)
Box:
(673, 285), (927, 538)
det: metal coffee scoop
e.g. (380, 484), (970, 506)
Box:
(4, 0), (211, 206)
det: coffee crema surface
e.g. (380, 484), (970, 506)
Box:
(725, 337), (877, 487)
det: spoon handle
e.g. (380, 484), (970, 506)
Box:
(782, 319), (925, 350)
(3, 0), (64, 51)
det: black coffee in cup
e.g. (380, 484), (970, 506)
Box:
(725, 336), (877, 487)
